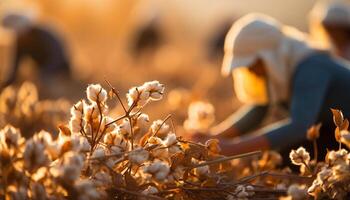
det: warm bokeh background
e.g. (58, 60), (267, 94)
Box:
(0, 0), (328, 128)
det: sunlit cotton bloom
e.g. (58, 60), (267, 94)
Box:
(55, 152), (84, 183)
(23, 138), (49, 172)
(84, 104), (100, 120)
(129, 148), (149, 164)
(142, 186), (159, 195)
(136, 113), (150, 129)
(70, 100), (85, 118)
(117, 119), (132, 136)
(142, 81), (165, 100)
(143, 160), (170, 181)
(0, 125), (23, 149)
(69, 117), (83, 134)
(150, 120), (170, 138)
(184, 101), (215, 131)
(126, 81), (164, 108)
(86, 84), (107, 103)
(326, 149), (348, 165)
(289, 147), (310, 166)
(163, 132), (177, 146)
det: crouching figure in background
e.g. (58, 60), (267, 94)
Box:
(193, 14), (350, 161)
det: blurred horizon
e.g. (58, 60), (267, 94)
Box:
(0, 0), (333, 124)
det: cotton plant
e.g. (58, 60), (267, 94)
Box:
(282, 109), (350, 200)
(0, 82), (69, 138)
(7, 81), (350, 199)
(184, 101), (215, 132)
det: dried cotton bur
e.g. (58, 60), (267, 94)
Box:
(4, 82), (350, 199)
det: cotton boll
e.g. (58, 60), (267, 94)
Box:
(150, 92), (162, 100)
(70, 100), (85, 118)
(86, 84), (107, 103)
(94, 171), (112, 187)
(142, 81), (165, 101)
(163, 133), (177, 146)
(103, 117), (117, 133)
(23, 139), (49, 172)
(142, 186), (158, 195)
(184, 101), (215, 132)
(150, 120), (170, 138)
(155, 170), (169, 181)
(91, 147), (105, 159)
(129, 148), (149, 165)
(143, 160), (170, 181)
(70, 116), (83, 134)
(327, 149), (348, 165)
(136, 113), (149, 129)
(33, 130), (53, 146)
(139, 90), (150, 106)
(126, 81), (164, 108)
(78, 136), (91, 152)
(58, 152), (84, 183)
(126, 86), (149, 107)
(0, 125), (22, 149)
(117, 119), (131, 137)
(289, 147), (310, 166)
(126, 87), (139, 107)
(113, 133), (129, 151)
(84, 105), (99, 121)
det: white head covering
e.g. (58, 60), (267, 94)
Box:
(321, 2), (350, 27)
(2, 11), (36, 33)
(223, 14), (319, 105)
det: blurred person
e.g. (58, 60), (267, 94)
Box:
(131, 19), (163, 57)
(0, 12), (71, 92)
(192, 14), (350, 161)
(310, 1), (350, 60)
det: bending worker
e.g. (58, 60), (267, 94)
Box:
(194, 14), (350, 159)
(1, 13), (70, 89)
(310, 1), (350, 61)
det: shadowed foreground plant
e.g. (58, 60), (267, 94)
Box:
(2, 82), (350, 200)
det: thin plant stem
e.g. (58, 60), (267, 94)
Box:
(313, 140), (318, 162)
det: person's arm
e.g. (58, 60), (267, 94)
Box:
(218, 65), (331, 155)
(38, 29), (69, 73)
(211, 104), (269, 139)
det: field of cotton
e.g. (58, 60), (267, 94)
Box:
(2, 0), (350, 200)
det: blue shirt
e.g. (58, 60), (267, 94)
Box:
(233, 53), (350, 150)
